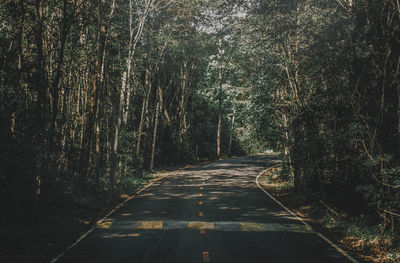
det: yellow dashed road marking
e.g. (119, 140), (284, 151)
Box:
(188, 221), (215, 230)
(202, 251), (210, 262)
(97, 221), (113, 229)
(97, 220), (312, 233)
(137, 221), (163, 230)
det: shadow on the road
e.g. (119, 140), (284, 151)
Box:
(58, 155), (355, 263)
(184, 154), (280, 171)
(111, 155), (289, 224)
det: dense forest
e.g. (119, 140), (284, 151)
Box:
(1, 0), (399, 248)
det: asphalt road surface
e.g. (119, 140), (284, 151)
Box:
(57, 155), (357, 263)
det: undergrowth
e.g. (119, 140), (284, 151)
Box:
(259, 165), (400, 263)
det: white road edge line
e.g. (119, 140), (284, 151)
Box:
(256, 164), (359, 263)
(50, 171), (175, 263)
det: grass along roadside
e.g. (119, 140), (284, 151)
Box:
(258, 166), (400, 263)
(45, 156), (244, 263)
(7, 156), (237, 262)
(1, 170), (173, 263)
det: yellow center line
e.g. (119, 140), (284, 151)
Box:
(137, 221), (163, 229)
(98, 220), (312, 233)
(97, 221), (113, 229)
(202, 251), (210, 262)
(188, 222), (214, 230)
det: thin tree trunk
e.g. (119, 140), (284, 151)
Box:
(178, 61), (188, 145)
(110, 81), (124, 199)
(136, 68), (152, 157)
(33, 0), (48, 204)
(124, 0), (152, 124)
(94, 116), (101, 183)
(150, 84), (161, 171)
(217, 62), (222, 158)
(79, 0), (115, 180)
(51, 0), (72, 140)
(283, 114), (297, 190)
(294, 4), (301, 104)
(14, 0), (24, 140)
(17, 0), (24, 84)
(228, 109), (235, 155)
(398, 82), (400, 133)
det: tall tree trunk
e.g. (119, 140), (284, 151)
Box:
(94, 105), (102, 183)
(398, 82), (400, 133)
(136, 67), (152, 157)
(150, 84), (161, 171)
(228, 109), (235, 155)
(178, 61), (188, 146)
(33, 0), (49, 204)
(283, 114), (297, 190)
(14, 0), (24, 140)
(123, 0), (151, 124)
(217, 62), (222, 158)
(17, 0), (24, 85)
(50, 0), (72, 143)
(79, 0), (115, 180)
(110, 81), (124, 199)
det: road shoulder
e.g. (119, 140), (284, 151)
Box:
(257, 165), (399, 263)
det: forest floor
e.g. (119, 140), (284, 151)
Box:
(258, 166), (400, 263)
(0, 169), (176, 263)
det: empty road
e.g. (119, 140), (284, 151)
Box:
(56, 155), (357, 263)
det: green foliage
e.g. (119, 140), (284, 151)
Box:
(1, 0), (399, 242)
(231, 0), (400, 236)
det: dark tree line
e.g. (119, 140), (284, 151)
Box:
(240, 0), (400, 235)
(0, 0), (243, 214)
(1, 0), (399, 238)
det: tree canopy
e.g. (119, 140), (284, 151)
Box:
(1, 0), (399, 237)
